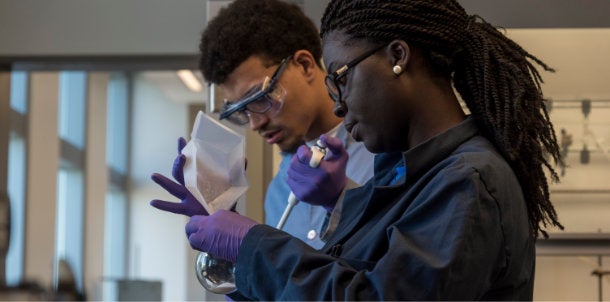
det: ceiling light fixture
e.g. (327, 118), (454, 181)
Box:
(177, 69), (203, 92)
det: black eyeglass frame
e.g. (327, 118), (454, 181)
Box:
(219, 56), (292, 121)
(324, 44), (387, 104)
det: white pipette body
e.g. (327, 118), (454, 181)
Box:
(276, 139), (327, 230)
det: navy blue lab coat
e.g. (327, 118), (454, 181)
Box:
(230, 117), (535, 300)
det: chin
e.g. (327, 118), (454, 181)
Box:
(363, 139), (384, 154)
(364, 138), (404, 154)
(278, 139), (301, 153)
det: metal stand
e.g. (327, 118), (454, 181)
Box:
(591, 256), (609, 302)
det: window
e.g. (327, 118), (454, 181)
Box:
(55, 71), (87, 291)
(104, 72), (129, 281)
(6, 71), (28, 286)
(59, 72), (86, 148)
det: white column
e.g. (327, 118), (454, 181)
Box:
(84, 72), (109, 300)
(25, 72), (60, 288)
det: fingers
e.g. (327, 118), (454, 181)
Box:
(150, 199), (188, 215)
(151, 173), (186, 199)
(172, 154), (186, 185)
(320, 134), (345, 160)
(177, 137), (187, 153)
(296, 145), (312, 163)
(186, 215), (205, 235)
(186, 216), (212, 253)
(289, 151), (316, 175)
(286, 175), (315, 201)
(286, 155), (315, 181)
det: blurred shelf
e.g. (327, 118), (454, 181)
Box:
(537, 232), (610, 256)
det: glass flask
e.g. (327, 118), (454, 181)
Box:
(195, 251), (237, 294)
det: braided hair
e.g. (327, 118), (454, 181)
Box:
(320, 0), (563, 238)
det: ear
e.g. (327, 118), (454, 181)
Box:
(292, 50), (319, 84)
(386, 39), (410, 72)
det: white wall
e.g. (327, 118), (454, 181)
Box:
(507, 28), (610, 230)
(507, 28), (610, 300)
(129, 73), (195, 301)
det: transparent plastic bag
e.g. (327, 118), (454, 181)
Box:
(181, 111), (248, 214)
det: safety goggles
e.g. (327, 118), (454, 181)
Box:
(219, 56), (291, 125)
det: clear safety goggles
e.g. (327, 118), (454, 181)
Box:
(219, 56), (290, 125)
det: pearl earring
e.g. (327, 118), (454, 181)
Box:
(392, 65), (402, 75)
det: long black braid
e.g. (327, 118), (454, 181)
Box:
(321, 0), (563, 238)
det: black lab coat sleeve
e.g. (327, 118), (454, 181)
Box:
(230, 118), (534, 301)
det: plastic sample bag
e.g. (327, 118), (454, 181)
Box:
(181, 111), (248, 214)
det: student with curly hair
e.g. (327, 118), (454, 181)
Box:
(150, 0), (374, 249)
(167, 0), (564, 300)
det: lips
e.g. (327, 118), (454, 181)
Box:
(261, 129), (282, 144)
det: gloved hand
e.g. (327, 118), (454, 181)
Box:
(186, 210), (258, 263)
(150, 137), (208, 217)
(286, 134), (348, 212)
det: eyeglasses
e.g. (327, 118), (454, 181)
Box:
(324, 44), (386, 107)
(219, 56), (291, 125)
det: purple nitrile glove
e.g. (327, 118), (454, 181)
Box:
(286, 134), (348, 212)
(186, 210), (258, 263)
(150, 137), (208, 217)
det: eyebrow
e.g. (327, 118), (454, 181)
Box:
(235, 83), (263, 102)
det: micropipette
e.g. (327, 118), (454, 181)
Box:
(276, 139), (327, 230)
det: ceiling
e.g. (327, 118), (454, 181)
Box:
(141, 70), (207, 104)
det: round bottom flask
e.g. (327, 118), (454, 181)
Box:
(195, 251), (237, 294)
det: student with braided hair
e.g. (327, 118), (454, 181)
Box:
(176, 0), (564, 300)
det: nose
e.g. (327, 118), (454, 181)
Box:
(248, 112), (269, 131)
(333, 100), (347, 117)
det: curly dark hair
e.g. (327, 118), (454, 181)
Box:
(320, 0), (563, 238)
(199, 0), (322, 84)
